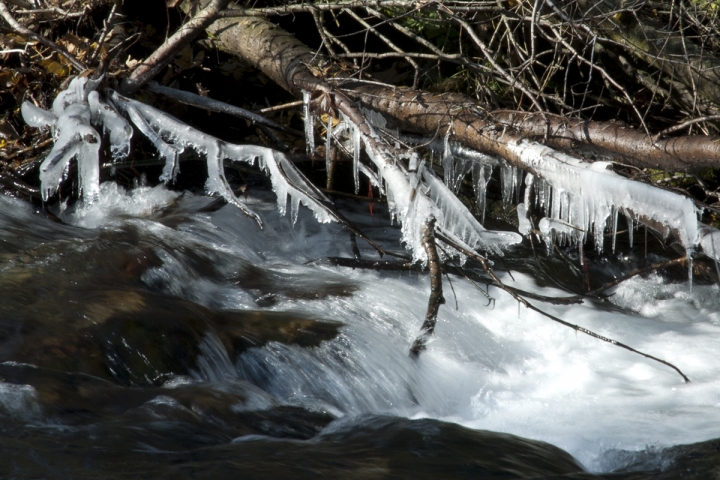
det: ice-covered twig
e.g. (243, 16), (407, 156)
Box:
(88, 91), (132, 160)
(20, 76), (129, 202)
(506, 141), (699, 272)
(422, 168), (522, 256)
(146, 82), (302, 136)
(335, 102), (521, 262)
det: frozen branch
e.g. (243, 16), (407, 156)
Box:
(146, 82), (302, 136)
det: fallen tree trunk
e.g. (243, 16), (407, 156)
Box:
(199, 11), (720, 173)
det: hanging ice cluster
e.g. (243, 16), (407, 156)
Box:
(21, 76), (132, 202)
(21, 83), (345, 230)
(504, 141), (700, 257)
(405, 128), (714, 270)
(317, 106), (522, 262)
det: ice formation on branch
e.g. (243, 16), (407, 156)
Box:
(108, 92), (342, 228)
(337, 118), (522, 262)
(20, 76), (132, 202)
(506, 141), (700, 257)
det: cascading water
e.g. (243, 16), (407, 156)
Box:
(1, 182), (719, 477)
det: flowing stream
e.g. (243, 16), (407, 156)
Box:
(1, 182), (719, 478)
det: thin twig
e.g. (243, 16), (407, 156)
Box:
(88, 1), (118, 65)
(260, 100), (304, 113)
(654, 114), (720, 139)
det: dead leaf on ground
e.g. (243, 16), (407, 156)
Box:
(38, 58), (70, 77)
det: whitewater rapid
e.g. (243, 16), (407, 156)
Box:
(6, 183), (720, 472)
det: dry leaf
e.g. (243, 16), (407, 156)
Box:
(309, 90), (338, 118)
(38, 58), (70, 77)
(125, 56), (141, 69)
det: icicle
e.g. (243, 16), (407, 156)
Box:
(325, 115), (333, 175)
(560, 191), (570, 223)
(471, 163), (491, 224)
(523, 173), (534, 205)
(88, 91), (132, 160)
(422, 168), (522, 255)
(290, 194), (301, 224)
(377, 162), (384, 198)
(76, 134), (101, 202)
(687, 247), (694, 291)
(517, 203), (531, 235)
(352, 121), (361, 194)
(514, 166), (523, 204)
(408, 151), (419, 172)
(442, 130), (454, 190)
(626, 213), (634, 248)
(450, 158), (470, 193)
(501, 164), (514, 208)
(712, 233), (720, 280)
(123, 105), (181, 183)
(611, 206), (618, 254)
(302, 91), (315, 155)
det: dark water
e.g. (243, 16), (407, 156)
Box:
(0, 188), (717, 479)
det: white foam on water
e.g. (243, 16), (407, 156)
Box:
(58, 182), (181, 228)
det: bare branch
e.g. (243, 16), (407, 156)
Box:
(0, 0), (86, 72)
(410, 218), (445, 357)
(120, 0), (231, 95)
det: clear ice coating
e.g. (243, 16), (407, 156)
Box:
(340, 116), (521, 262)
(442, 129), (454, 190)
(325, 115), (333, 175)
(471, 162), (493, 224)
(21, 76), (110, 202)
(119, 100), (181, 183)
(500, 163), (517, 208)
(517, 203), (531, 235)
(32, 80), (710, 271)
(422, 167), (522, 256)
(20, 101), (56, 128)
(87, 91), (132, 160)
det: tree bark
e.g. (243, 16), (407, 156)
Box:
(197, 11), (720, 173)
